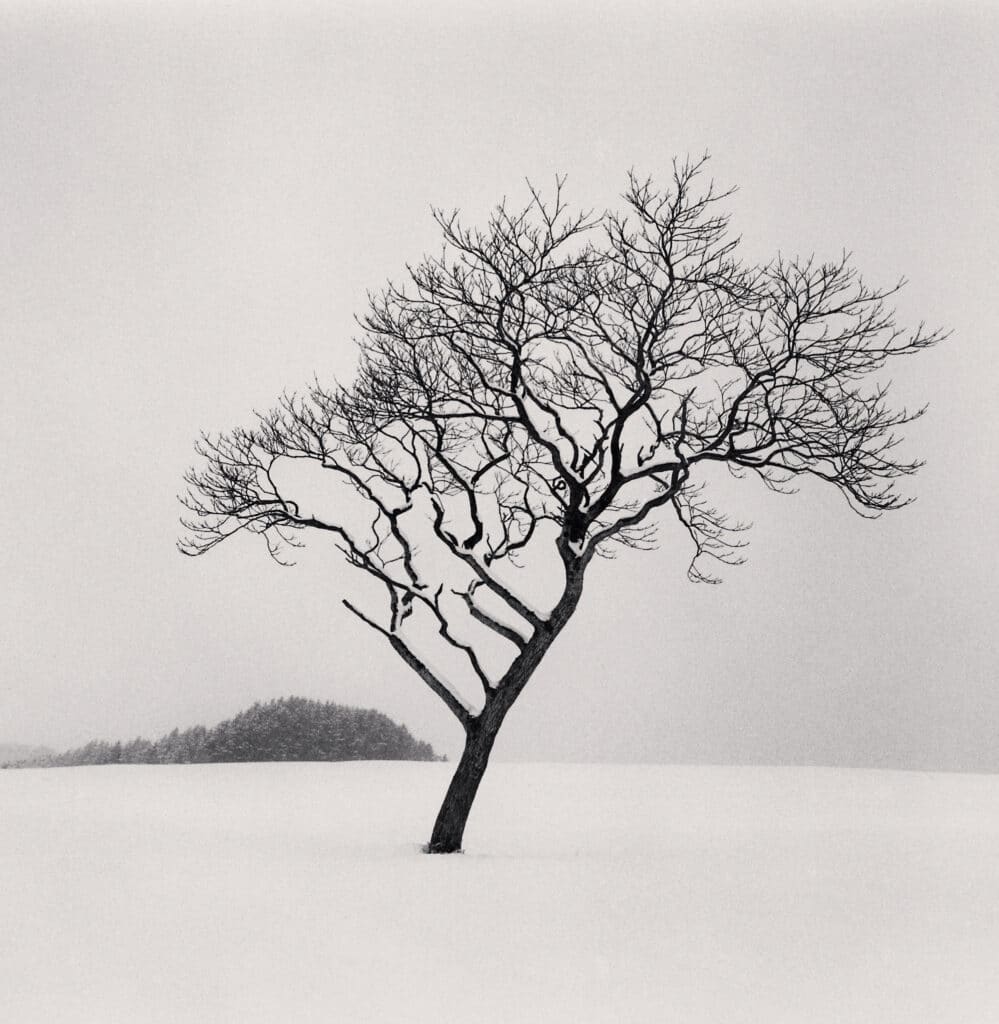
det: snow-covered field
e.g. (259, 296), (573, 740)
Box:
(2, 762), (998, 1023)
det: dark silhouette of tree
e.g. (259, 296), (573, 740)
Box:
(179, 158), (943, 852)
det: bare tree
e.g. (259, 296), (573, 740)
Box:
(180, 157), (943, 853)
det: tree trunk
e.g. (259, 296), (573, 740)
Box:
(426, 712), (504, 853)
(425, 561), (587, 854)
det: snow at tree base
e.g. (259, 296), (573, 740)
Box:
(3, 762), (997, 1023)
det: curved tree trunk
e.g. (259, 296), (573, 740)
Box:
(426, 560), (586, 853)
(426, 713), (504, 853)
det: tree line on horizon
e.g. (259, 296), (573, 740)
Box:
(1, 697), (441, 768)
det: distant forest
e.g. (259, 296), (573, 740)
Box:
(1, 697), (441, 768)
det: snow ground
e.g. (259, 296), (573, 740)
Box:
(2, 762), (998, 1023)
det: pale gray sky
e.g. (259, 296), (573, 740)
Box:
(2, 1), (997, 766)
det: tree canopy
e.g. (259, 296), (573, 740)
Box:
(180, 158), (943, 850)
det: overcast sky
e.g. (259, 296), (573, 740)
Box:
(2, 0), (996, 767)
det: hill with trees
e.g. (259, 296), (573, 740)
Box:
(1, 698), (440, 768)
